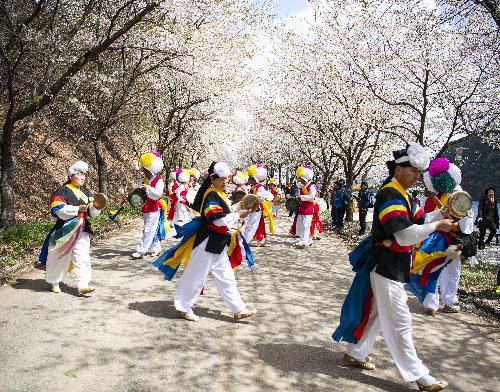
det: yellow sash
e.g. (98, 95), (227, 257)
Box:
(202, 187), (231, 212)
(65, 184), (89, 204)
(381, 181), (410, 207)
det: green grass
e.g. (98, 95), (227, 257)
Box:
(0, 204), (141, 271)
(460, 261), (499, 300)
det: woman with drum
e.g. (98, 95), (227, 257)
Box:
(241, 164), (269, 246)
(172, 170), (193, 225)
(39, 161), (104, 296)
(173, 162), (256, 322)
(414, 158), (474, 315)
(294, 165), (317, 249)
(230, 169), (249, 203)
(131, 151), (165, 259)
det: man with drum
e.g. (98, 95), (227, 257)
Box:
(334, 144), (455, 391)
(294, 165), (317, 249)
(131, 151), (165, 259)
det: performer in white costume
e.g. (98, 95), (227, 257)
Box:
(174, 162), (257, 322)
(420, 159), (473, 315)
(241, 164), (268, 246)
(172, 170), (193, 225)
(294, 165), (317, 248)
(40, 161), (102, 296)
(131, 151), (165, 259)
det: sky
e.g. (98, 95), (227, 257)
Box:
(253, 0), (309, 18)
(275, 0), (308, 17)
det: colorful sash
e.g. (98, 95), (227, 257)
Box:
(406, 231), (452, 302)
(332, 236), (375, 343)
(153, 188), (253, 280)
(262, 200), (275, 235)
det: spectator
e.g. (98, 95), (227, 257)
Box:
(330, 181), (339, 227)
(334, 179), (349, 231)
(289, 180), (300, 217)
(354, 180), (373, 235)
(476, 186), (499, 250)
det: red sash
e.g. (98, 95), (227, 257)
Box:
(298, 183), (314, 215)
(142, 176), (161, 213)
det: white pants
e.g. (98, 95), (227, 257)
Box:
(136, 211), (161, 255)
(272, 204), (280, 217)
(346, 271), (429, 382)
(423, 258), (461, 310)
(297, 214), (313, 246)
(173, 202), (192, 225)
(241, 210), (264, 244)
(46, 232), (91, 289)
(174, 238), (247, 315)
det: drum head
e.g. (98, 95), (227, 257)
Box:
(285, 197), (300, 213)
(232, 190), (246, 204)
(92, 193), (108, 210)
(448, 191), (472, 220)
(128, 188), (147, 209)
(240, 194), (260, 212)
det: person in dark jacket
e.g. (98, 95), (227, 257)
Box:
(334, 179), (349, 231)
(330, 181), (339, 228)
(289, 181), (300, 217)
(476, 186), (499, 249)
(354, 180), (372, 235)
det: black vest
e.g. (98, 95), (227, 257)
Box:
(370, 183), (425, 283)
(193, 190), (232, 254)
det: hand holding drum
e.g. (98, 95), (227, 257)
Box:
(447, 191), (473, 220)
(85, 193), (108, 211)
(91, 193), (108, 210)
(240, 194), (259, 212)
(128, 188), (147, 209)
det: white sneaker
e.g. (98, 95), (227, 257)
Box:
(131, 252), (143, 259)
(150, 251), (161, 257)
(51, 285), (61, 293)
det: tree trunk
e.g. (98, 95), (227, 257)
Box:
(1, 120), (17, 228)
(319, 171), (332, 199)
(94, 138), (108, 194)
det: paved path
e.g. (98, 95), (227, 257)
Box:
(1, 216), (499, 392)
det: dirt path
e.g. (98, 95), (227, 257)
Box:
(0, 215), (499, 391)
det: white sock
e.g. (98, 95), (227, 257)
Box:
(418, 374), (437, 386)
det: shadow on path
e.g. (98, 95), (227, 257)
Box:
(11, 278), (49, 292)
(256, 343), (408, 392)
(92, 247), (135, 259)
(127, 300), (248, 323)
